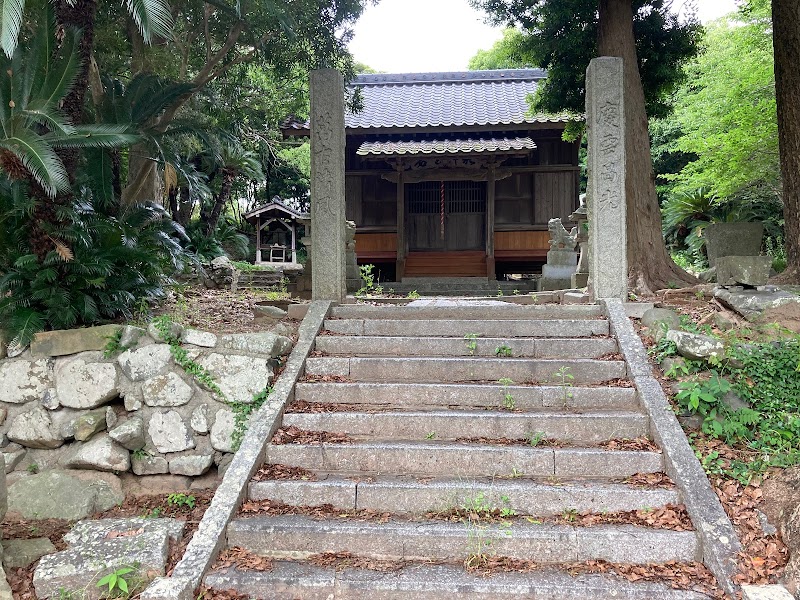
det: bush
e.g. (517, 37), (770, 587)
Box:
(0, 183), (190, 346)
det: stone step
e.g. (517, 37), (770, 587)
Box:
(323, 318), (608, 338)
(315, 335), (618, 358)
(248, 476), (680, 516)
(330, 304), (603, 320)
(294, 382), (640, 411)
(205, 563), (710, 600)
(304, 357), (627, 385)
(226, 515), (699, 564)
(266, 441), (663, 479)
(281, 410), (647, 444)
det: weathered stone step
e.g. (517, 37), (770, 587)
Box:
(305, 357), (626, 384)
(248, 476), (679, 516)
(281, 410), (647, 444)
(295, 382), (640, 411)
(226, 515), (699, 564)
(315, 335), (618, 358)
(205, 563), (710, 600)
(331, 304), (603, 320)
(324, 319), (608, 338)
(266, 441), (663, 479)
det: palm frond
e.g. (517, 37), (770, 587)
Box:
(44, 124), (139, 148)
(0, 127), (69, 197)
(126, 0), (173, 43)
(0, 0), (25, 58)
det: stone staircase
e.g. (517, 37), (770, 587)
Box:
(379, 278), (537, 297)
(203, 303), (715, 599)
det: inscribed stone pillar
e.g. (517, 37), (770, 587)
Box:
(310, 69), (346, 301)
(586, 57), (628, 300)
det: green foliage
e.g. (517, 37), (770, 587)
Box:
(103, 327), (128, 358)
(468, 28), (532, 70)
(406, 290), (420, 299)
(151, 316), (223, 397)
(27, 463), (38, 474)
(553, 366), (574, 402)
(464, 333), (479, 355)
(356, 263), (382, 296)
(167, 493), (196, 509)
(470, 0), (700, 119)
(0, 189), (189, 347)
(665, 6), (779, 200)
(96, 566), (135, 596)
(494, 344), (513, 357)
(186, 218), (250, 262)
(229, 387), (272, 451)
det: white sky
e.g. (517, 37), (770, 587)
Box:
(349, 0), (741, 73)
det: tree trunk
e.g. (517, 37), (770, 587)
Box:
(597, 0), (696, 294)
(122, 143), (161, 205)
(772, 0), (800, 282)
(205, 170), (235, 236)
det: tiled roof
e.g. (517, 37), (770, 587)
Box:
(356, 137), (536, 156)
(282, 70), (571, 132)
(244, 196), (307, 221)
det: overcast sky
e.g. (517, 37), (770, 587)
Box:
(349, 0), (741, 73)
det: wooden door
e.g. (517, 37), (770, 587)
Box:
(406, 180), (486, 251)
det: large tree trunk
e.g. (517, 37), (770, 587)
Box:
(205, 170), (236, 236)
(772, 0), (800, 282)
(597, 0), (696, 294)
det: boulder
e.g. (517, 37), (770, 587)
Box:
(7, 406), (64, 449)
(2, 445), (25, 473)
(741, 585), (795, 600)
(6, 470), (123, 520)
(641, 307), (681, 331)
(33, 518), (183, 599)
(0, 358), (53, 404)
(218, 332), (293, 357)
(2, 538), (57, 569)
(169, 454), (213, 476)
(180, 329), (217, 348)
(63, 435), (130, 472)
(148, 411), (195, 453)
(73, 409), (108, 442)
(210, 408), (236, 453)
(715, 287), (800, 320)
(0, 455), (5, 521)
(699, 267), (717, 283)
(199, 353), (272, 404)
(253, 305), (288, 319)
(30, 325), (121, 358)
(665, 330), (725, 362)
(105, 406), (118, 429)
(716, 255), (772, 287)
(117, 344), (173, 382)
(147, 320), (183, 344)
(0, 408), (5, 426)
(55, 354), (119, 409)
(704, 222), (764, 267)
(40, 388), (59, 410)
(190, 404), (210, 434)
(118, 325), (146, 350)
(108, 418), (145, 451)
(131, 454), (169, 476)
(142, 372), (193, 407)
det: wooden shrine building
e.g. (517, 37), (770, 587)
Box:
(244, 197), (307, 265)
(283, 69), (579, 280)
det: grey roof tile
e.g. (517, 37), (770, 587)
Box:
(356, 137), (536, 156)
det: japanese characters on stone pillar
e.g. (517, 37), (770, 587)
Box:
(586, 57), (628, 300)
(310, 69), (347, 302)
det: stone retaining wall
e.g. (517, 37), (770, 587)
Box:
(0, 322), (293, 499)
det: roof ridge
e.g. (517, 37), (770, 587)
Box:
(353, 69), (546, 86)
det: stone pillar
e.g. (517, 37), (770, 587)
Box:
(570, 194), (589, 288)
(586, 57), (627, 300)
(310, 69), (346, 301)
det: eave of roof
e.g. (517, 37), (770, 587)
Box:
(356, 137), (536, 157)
(244, 198), (306, 221)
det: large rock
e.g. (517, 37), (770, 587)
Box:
(199, 353), (272, 404)
(55, 354), (119, 409)
(181, 328), (217, 348)
(148, 411), (195, 453)
(705, 222), (764, 267)
(0, 455), (6, 521)
(716, 255), (772, 287)
(108, 418), (145, 451)
(73, 409), (108, 442)
(63, 435), (130, 472)
(142, 372), (193, 407)
(0, 358), (53, 404)
(131, 454), (169, 475)
(762, 468), (800, 594)
(210, 408), (236, 453)
(641, 307), (681, 331)
(30, 325), (121, 358)
(2, 538), (57, 568)
(218, 332), (293, 357)
(33, 518), (183, 599)
(715, 287), (800, 320)
(665, 330), (725, 362)
(118, 325), (146, 350)
(190, 404), (210, 434)
(117, 344), (172, 381)
(6, 470), (123, 520)
(169, 454), (213, 476)
(2, 445), (25, 473)
(7, 406), (64, 449)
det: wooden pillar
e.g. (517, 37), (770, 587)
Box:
(396, 169), (406, 280)
(486, 165), (496, 280)
(256, 217), (262, 263)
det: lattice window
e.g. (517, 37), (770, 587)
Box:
(406, 181), (486, 214)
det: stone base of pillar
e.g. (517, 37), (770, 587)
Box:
(572, 272), (589, 288)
